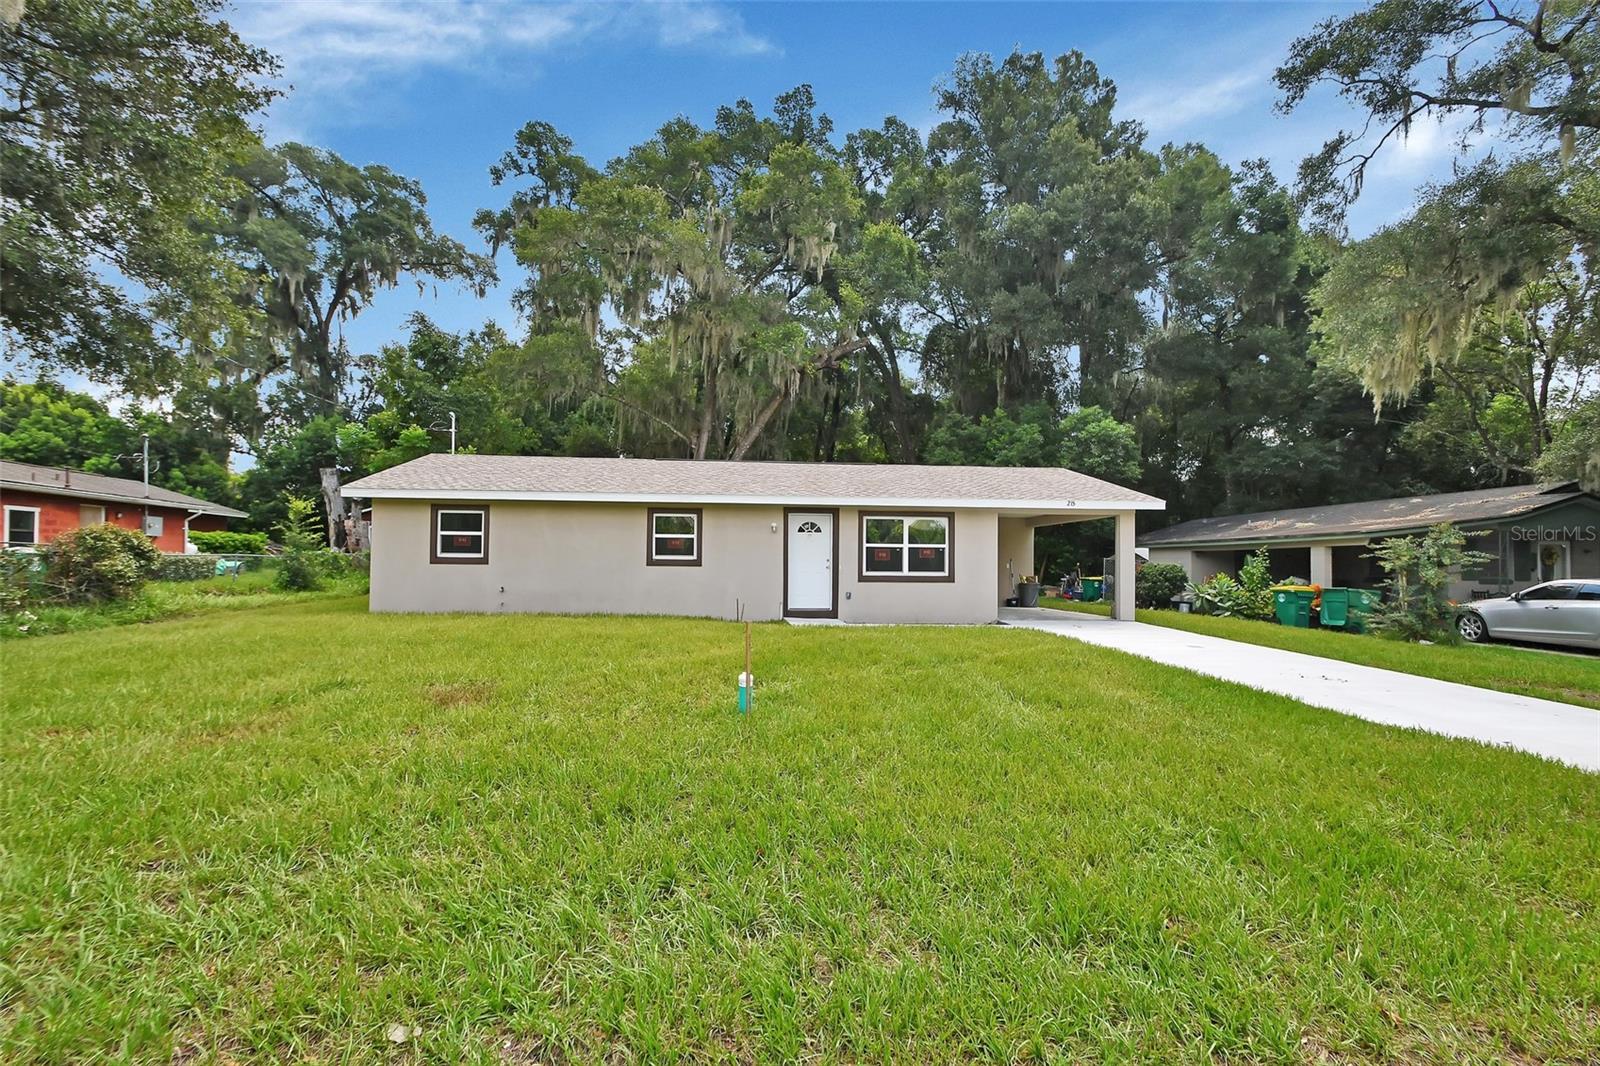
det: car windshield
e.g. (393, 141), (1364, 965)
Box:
(1521, 583), (1577, 601)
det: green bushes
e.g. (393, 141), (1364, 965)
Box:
(1187, 548), (1275, 620)
(274, 495), (326, 591)
(1135, 562), (1187, 608)
(187, 530), (268, 554)
(41, 524), (160, 604)
(0, 551), (46, 614)
(153, 554), (219, 582)
(1367, 523), (1493, 642)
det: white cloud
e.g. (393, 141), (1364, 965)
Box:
(228, 0), (776, 133)
(1367, 108), (1501, 180)
(1121, 62), (1275, 137)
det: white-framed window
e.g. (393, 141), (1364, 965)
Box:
(4, 505), (41, 548)
(432, 506), (488, 563)
(648, 508), (701, 566)
(79, 504), (106, 526)
(861, 513), (952, 579)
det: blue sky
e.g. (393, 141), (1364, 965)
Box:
(224, 0), (1477, 362)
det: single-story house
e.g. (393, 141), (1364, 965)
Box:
(1, 460), (248, 554)
(343, 454), (1164, 623)
(1142, 481), (1600, 600)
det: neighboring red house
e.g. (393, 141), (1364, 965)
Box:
(1, 460), (247, 553)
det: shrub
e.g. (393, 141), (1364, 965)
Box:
(188, 530), (268, 554)
(41, 524), (161, 604)
(154, 554), (219, 582)
(1367, 523), (1492, 642)
(1135, 562), (1187, 608)
(1188, 548), (1275, 620)
(0, 550), (46, 612)
(274, 495), (325, 591)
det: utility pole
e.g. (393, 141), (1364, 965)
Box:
(141, 433), (150, 492)
(430, 412), (458, 454)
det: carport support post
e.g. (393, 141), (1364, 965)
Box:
(1310, 545), (1334, 588)
(1114, 511), (1136, 622)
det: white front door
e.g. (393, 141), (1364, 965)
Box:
(786, 511), (834, 615)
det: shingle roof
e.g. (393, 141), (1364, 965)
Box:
(1141, 482), (1590, 547)
(343, 453), (1162, 509)
(0, 460), (248, 518)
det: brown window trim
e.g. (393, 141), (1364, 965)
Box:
(858, 510), (956, 583)
(646, 507), (703, 566)
(430, 504), (490, 565)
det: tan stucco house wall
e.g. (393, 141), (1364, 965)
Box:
(369, 499), (1008, 624)
(346, 454), (1164, 624)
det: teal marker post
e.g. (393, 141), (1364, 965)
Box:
(738, 620), (753, 715)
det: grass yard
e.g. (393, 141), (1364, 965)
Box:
(1, 568), (368, 640)
(1041, 598), (1600, 710)
(3, 597), (1598, 1063)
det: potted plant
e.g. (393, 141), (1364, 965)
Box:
(1016, 574), (1041, 608)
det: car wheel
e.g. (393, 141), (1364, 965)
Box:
(1457, 612), (1488, 643)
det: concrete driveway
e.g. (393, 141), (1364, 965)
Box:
(1000, 608), (1600, 771)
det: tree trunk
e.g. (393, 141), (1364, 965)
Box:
(319, 467), (344, 550)
(694, 356), (719, 460)
(730, 340), (868, 460)
(344, 498), (366, 553)
(820, 379), (843, 462)
(731, 389), (788, 461)
(869, 324), (917, 462)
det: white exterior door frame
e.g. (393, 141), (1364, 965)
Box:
(784, 508), (837, 618)
(1538, 540), (1571, 582)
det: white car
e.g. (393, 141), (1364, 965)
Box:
(1456, 580), (1600, 651)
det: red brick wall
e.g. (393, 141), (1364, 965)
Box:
(0, 488), (204, 552)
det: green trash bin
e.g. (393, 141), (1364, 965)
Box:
(1345, 588), (1381, 633)
(1319, 587), (1352, 628)
(1271, 585), (1316, 627)
(1080, 576), (1103, 602)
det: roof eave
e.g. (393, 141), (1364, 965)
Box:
(1141, 500), (1589, 549)
(347, 486), (1165, 510)
(0, 479), (247, 519)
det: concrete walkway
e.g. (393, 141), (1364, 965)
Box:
(1000, 608), (1600, 771)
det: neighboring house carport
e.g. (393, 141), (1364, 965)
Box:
(1142, 482), (1600, 599)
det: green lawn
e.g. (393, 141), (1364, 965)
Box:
(3, 599), (1598, 1063)
(1, 569), (368, 640)
(1041, 598), (1600, 710)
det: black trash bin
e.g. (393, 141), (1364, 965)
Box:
(1016, 581), (1040, 608)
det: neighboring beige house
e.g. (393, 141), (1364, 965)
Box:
(1143, 482), (1600, 601)
(343, 454), (1164, 623)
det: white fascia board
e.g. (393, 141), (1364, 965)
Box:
(351, 487), (1166, 511)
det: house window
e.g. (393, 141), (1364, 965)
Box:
(80, 504), (106, 526)
(860, 512), (953, 580)
(431, 506), (488, 564)
(648, 508), (702, 566)
(4, 506), (40, 548)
